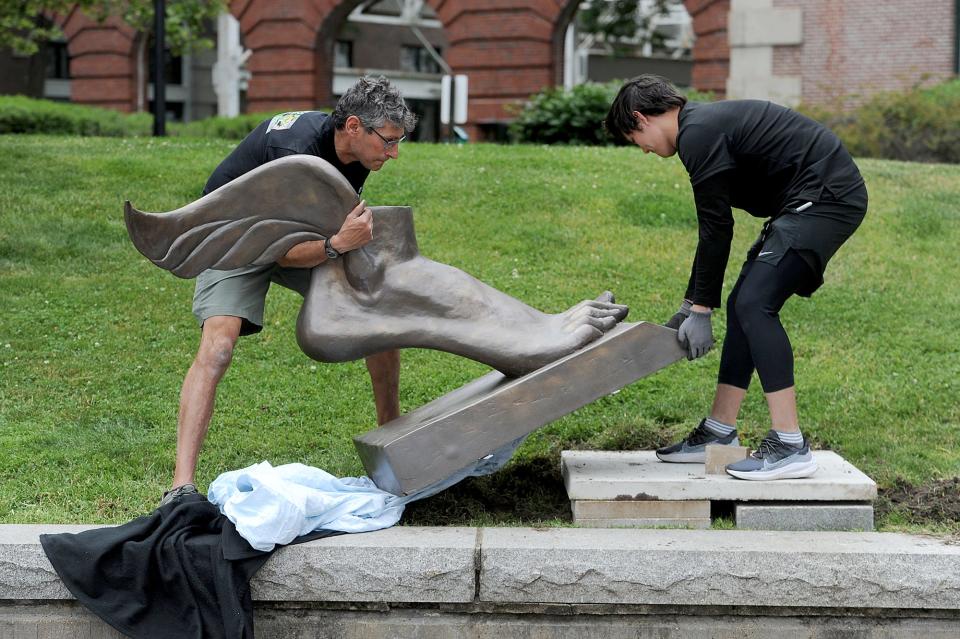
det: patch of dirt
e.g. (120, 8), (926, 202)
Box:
(402, 456), (571, 526)
(402, 424), (679, 526)
(877, 477), (960, 524)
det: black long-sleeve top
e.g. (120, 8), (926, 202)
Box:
(676, 100), (864, 308)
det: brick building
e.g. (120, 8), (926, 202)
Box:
(726, 0), (958, 106)
(2, 0), (957, 139)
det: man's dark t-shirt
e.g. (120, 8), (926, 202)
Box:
(676, 100), (865, 307)
(202, 111), (368, 196)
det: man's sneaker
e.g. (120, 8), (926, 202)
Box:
(159, 483), (199, 507)
(725, 431), (818, 480)
(656, 419), (740, 463)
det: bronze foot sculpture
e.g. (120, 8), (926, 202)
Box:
(125, 155), (628, 377)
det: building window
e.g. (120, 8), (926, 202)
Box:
(335, 40), (353, 68)
(45, 40), (70, 79)
(147, 45), (183, 85)
(400, 45), (442, 74)
(352, 0), (441, 25)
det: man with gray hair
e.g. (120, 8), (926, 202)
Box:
(161, 76), (417, 505)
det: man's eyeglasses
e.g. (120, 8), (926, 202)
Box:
(368, 127), (405, 150)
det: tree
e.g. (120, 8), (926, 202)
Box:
(1, 1), (225, 110)
(107, 1), (227, 112)
(1, 1), (74, 55)
(577, 0), (673, 56)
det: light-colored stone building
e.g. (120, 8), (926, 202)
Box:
(727, 0), (958, 107)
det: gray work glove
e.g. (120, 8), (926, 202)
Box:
(677, 309), (714, 360)
(664, 299), (692, 330)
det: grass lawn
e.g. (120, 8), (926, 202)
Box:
(0, 135), (957, 532)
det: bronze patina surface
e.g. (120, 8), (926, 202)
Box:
(125, 155), (629, 377)
(354, 322), (685, 495)
(124, 155), (687, 495)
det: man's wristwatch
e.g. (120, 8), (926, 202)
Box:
(324, 236), (341, 260)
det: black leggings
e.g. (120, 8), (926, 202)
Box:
(717, 250), (817, 393)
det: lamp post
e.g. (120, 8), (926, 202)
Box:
(153, 0), (166, 136)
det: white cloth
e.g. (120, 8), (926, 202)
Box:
(208, 463), (404, 551)
(207, 436), (526, 552)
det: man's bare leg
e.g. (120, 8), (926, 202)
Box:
(172, 315), (242, 488)
(366, 349), (400, 425)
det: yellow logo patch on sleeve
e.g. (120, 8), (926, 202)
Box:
(267, 111), (308, 132)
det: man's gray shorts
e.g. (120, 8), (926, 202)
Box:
(192, 264), (312, 336)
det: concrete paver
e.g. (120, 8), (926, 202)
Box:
(562, 450), (877, 502)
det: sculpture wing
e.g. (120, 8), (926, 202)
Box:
(124, 155), (359, 278)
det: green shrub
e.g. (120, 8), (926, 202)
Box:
(800, 80), (960, 164)
(510, 81), (716, 145)
(0, 95), (151, 136)
(0, 96), (321, 141)
(509, 82), (620, 145)
(173, 112), (278, 139)
(685, 88), (716, 103)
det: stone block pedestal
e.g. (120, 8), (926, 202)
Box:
(562, 450), (877, 531)
(704, 444), (750, 474)
(735, 502), (875, 531)
(571, 499), (711, 529)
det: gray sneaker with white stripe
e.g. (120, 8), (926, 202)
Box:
(656, 419), (740, 463)
(725, 430), (818, 480)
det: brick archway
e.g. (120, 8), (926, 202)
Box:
(230, 0), (332, 113)
(435, 0), (571, 137)
(236, 1), (582, 137)
(551, 0), (730, 96)
(55, 7), (139, 111)
(54, 0), (730, 123)
(685, 0), (729, 95)
(440, 0), (732, 134)
(313, 0), (375, 111)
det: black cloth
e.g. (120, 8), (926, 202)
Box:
(202, 111), (369, 196)
(717, 249), (818, 393)
(40, 494), (339, 639)
(676, 100), (867, 307)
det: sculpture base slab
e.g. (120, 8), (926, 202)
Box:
(562, 450), (877, 531)
(562, 450), (877, 502)
(572, 499), (712, 529)
(354, 322), (685, 496)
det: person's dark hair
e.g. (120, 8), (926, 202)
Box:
(604, 74), (687, 144)
(332, 75), (418, 134)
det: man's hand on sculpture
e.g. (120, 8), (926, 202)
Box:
(677, 309), (714, 360)
(664, 299), (692, 330)
(330, 200), (374, 253)
(126, 156), (632, 378)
